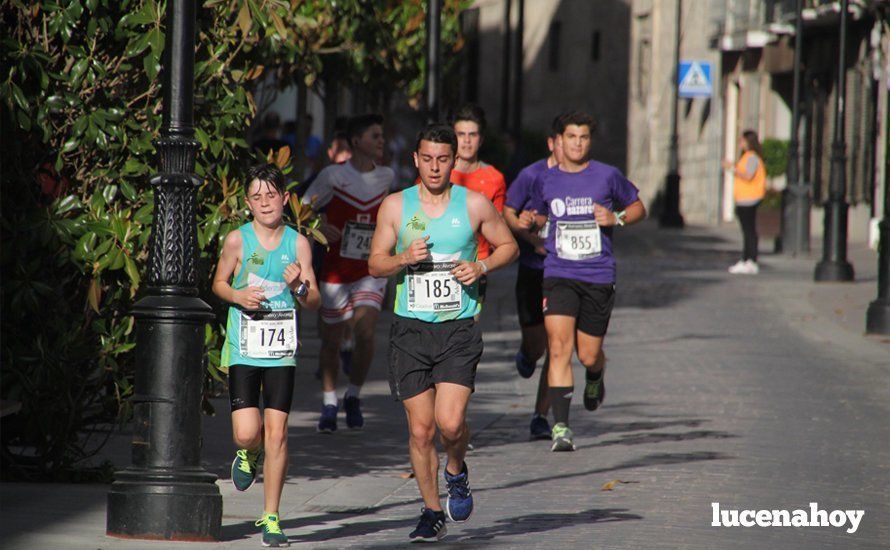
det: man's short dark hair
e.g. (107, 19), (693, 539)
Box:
(245, 163), (286, 195)
(415, 124), (457, 154)
(549, 112), (571, 138)
(331, 130), (349, 146)
(554, 110), (596, 135)
(347, 114), (384, 144)
(450, 103), (487, 135)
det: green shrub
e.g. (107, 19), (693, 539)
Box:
(762, 138), (789, 178)
(1, 0), (468, 480)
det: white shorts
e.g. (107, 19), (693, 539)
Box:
(320, 276), (388, 324)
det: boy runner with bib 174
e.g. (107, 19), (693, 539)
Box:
(369, 124), (518, 542)
(527, 111), (646, 452)
(213, 164), (321, 547)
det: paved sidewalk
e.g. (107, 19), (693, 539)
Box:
(2, 221), (888, 549)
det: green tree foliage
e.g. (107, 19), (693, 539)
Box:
(0, 0), (468, 479)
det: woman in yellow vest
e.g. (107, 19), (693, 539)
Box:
(722, 130), (767, 274)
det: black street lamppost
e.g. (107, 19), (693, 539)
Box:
(660, 0), (684, 228)
(107, 0), (222, 540)
(781, 0), (810, 255)
(814, 0), (854, 281)
(866, 109), (890, 334)
(426, 0), (442, 123)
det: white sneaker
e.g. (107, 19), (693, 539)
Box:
(745, 260), (759, 274)
(728, 260), (747, 274)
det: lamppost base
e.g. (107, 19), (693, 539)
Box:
(814, 260), (854, 282)
(107, 468), (221, 541)
(865, 298), (890, 335)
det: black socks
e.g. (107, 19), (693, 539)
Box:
(548, 386), (573, 425)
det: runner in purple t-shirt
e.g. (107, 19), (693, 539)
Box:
(527, 111), (646, 452)
(503, 114), (565, 440)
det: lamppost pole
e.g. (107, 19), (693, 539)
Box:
(814, 0), (854, 281)
(781, 0), (810, 255)
(426, 0), (442, 122)
(866, 102), (890, 334)
(106, 0), (222, 540)
(660, 0), (685, 228)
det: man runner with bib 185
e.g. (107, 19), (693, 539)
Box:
(213, 164), (321, 547)
(528, 111), (646, 452)
(369, 124), (518, 542)
(303, 114), (394, 433)
(503, 113), (566, 440)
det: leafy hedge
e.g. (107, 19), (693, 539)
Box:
(1, 0), (468, 480)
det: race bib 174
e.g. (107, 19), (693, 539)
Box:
(239, 309), (297, 358)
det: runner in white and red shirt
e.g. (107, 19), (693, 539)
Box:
(303, 114), (394, 433)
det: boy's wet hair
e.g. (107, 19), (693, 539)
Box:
(347, 114), (384, 144)
(415, 124), (457, 155)
(245, 163), (286, 195)
(554, 110), (597, 134)
(449, 103), (487, 135)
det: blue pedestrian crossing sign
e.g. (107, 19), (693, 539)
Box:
(678, 60), (712, 98)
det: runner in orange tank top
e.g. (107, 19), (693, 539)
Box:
(450, 104), (506, 307)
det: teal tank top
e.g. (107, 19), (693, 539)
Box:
(221, 222), (299, 368)
(394, 184), (480, 322)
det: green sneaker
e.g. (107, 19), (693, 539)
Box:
(255, 513), (289, 547)
(583, 367), (606, 411)
(551, 422), (576, 452)
(231, 448), (262, 491)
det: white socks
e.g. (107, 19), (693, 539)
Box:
(323, 391), (338, 407)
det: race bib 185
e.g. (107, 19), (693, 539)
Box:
(407, 262), (462, 312)
(239, 309), (297, 358)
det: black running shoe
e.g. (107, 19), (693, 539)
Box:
(409, 508), (447, 542)
(529, 414), (551, 440)
(343, 396), (364, 429)
(583, 367), (605, 411)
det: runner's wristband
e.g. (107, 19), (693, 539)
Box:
(478, 260), (488, 274)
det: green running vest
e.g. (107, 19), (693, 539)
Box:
(221, 222), (299, 368)
(394, 184), (480, 322)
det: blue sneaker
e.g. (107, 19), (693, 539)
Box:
(408, 507), (447, 542)
(343, 396), (364, 429)
(529, 414), (551, 440)
(444, 462), (473, 522)
(316, 404), (338, 433)
(515, 350), (536, 379)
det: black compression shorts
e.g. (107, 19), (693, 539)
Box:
(228, 365), (296, 413)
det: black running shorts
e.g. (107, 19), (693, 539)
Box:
(388, 317), (483, 401)
(477, 274), (488, 304)
(228, 365), (296, 413)
(542, 277), (615, 337)
(515, 264), (544, 327)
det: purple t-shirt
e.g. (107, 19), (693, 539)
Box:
(506, 158), (551, 270)
(530, 160), (640, 284)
